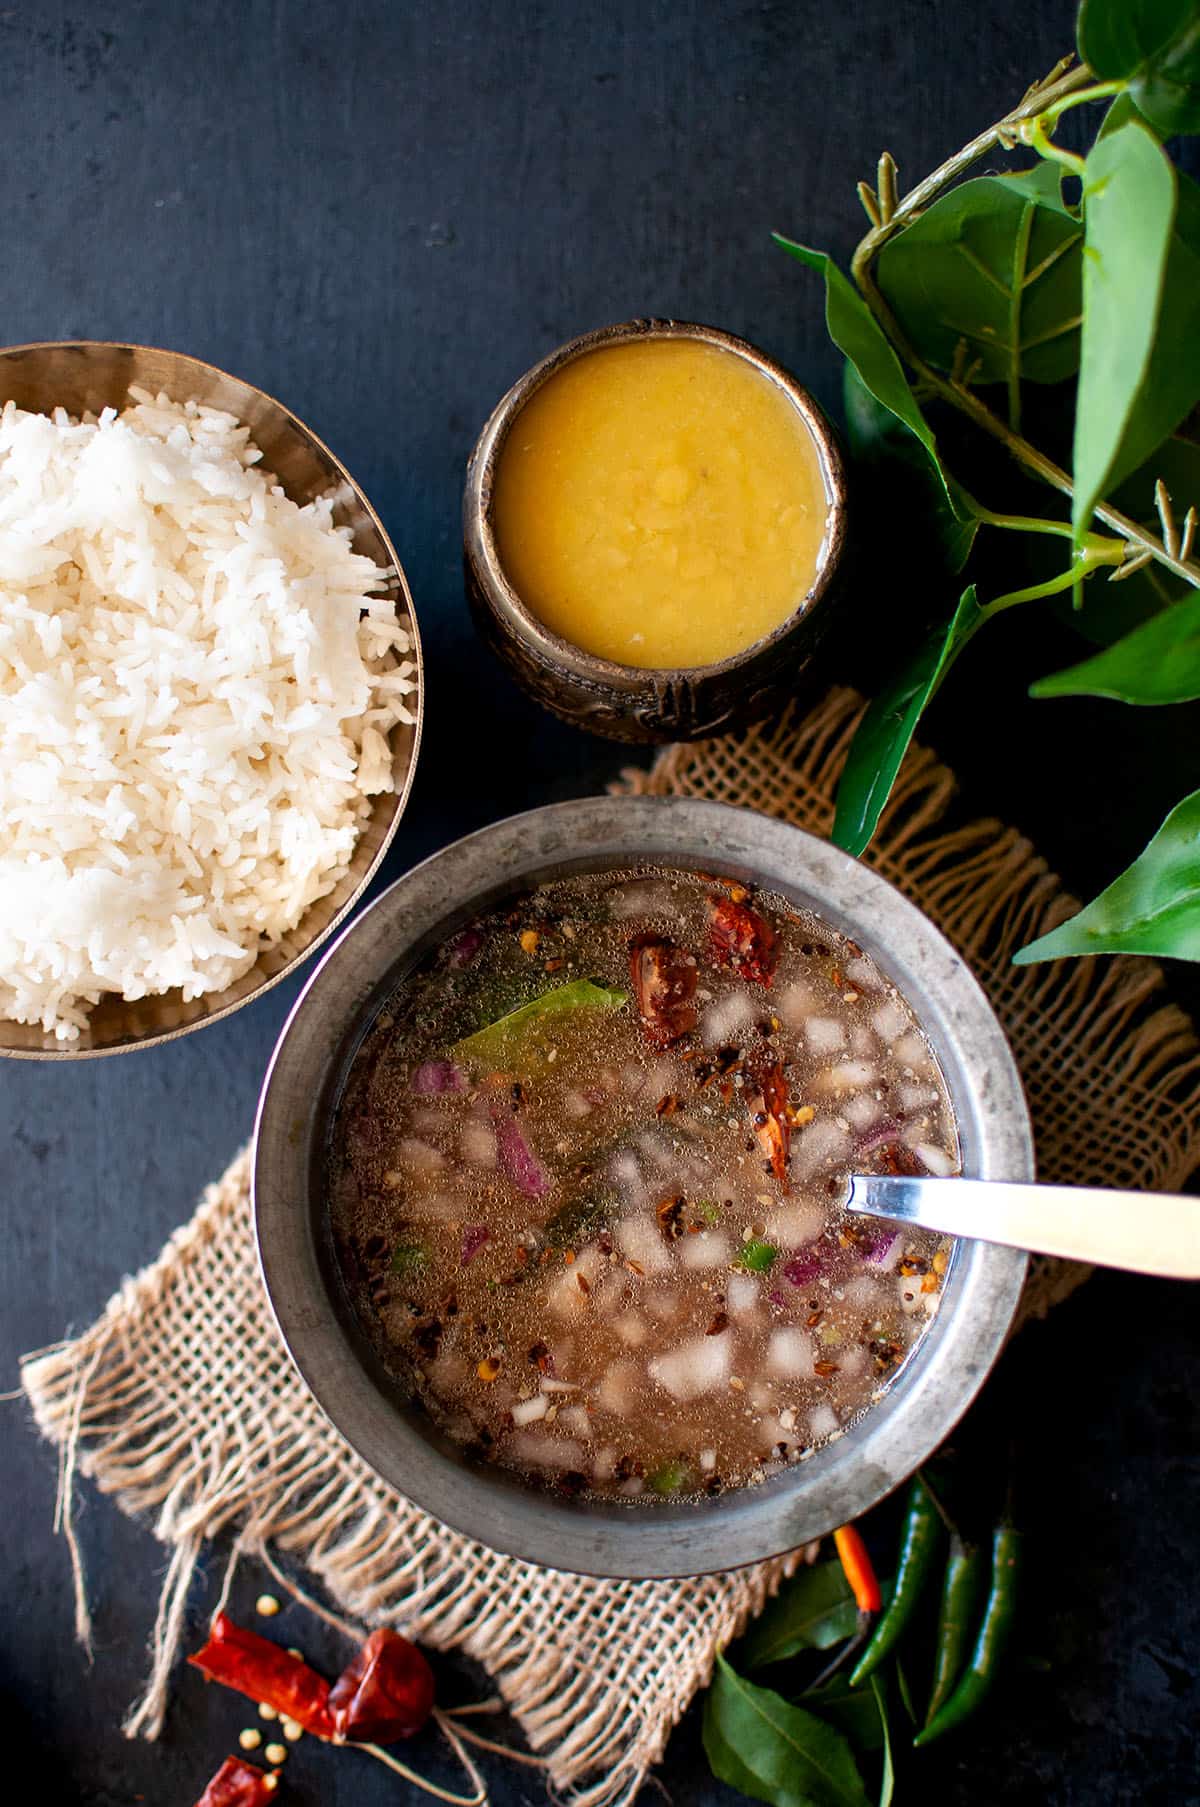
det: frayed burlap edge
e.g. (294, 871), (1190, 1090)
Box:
(22, 1144), (799, 1806)
(21, 684), (1200, 1807)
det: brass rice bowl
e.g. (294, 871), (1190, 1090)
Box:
(0, 341), (423, 1060)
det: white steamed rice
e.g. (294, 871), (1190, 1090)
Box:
(0, 387), (416, 1040)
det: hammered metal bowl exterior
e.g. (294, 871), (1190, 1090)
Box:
(0, 341), (423, 1059)
(463, 319), (848, 744)
(254, 797), (1032, 1579)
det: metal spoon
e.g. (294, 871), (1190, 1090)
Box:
(846, 1173), (1200, 1280)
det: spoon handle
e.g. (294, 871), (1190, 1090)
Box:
(847, 1173), (1200, 1280)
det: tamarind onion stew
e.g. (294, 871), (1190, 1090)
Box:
(327, 868), (958, 1506)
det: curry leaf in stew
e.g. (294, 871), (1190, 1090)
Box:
(453, 978), (628, 1069)
(328, 869), (957, 1502)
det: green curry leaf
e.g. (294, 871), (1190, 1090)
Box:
(870, 1677), (894, 1807)
(1032, 586), (1200, 702)
(741, 1563), (896, 1669)
(893, 1657), (917, 1727)
(1097, 90), (1154, 141)
(775, 236), (979, 560)
(1014, 789), (1200, 963)
(796, 1677), (886, 1755)
(703, 1709), (789, 1807)
(1104, 167), (1200, 497)
(740, 1563), (857, 1667)
(774, 237), (932, 446)
(453, 979), (628, 1068)
(703, 1656), (870, 1807)
(1072, 119), (1177, 545)
(1078, 0), (1200, 136)
(842, 364), (977, 573)
(1066, 554), (1188, 648)
(1114, 430), (1200, 527)
(543, 1188), (618, 1250)
(874, 175), (1084, 390)
(993, 160), (1073, 213)
(833, 586), (985, 858)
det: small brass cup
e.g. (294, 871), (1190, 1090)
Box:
(464, 319), (847, 744)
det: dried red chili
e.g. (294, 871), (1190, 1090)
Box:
(188, 1614), (335, 1737)
(628, 933), (698, 1046)
(747, 1058), (790, 1182)
(655, 1195), (686, 1240)
(327, 1628), (436, 1743)
(194, 1755), (278, 1806)
(707, 896), (777, 984)
(878, 1141), (925, 1178)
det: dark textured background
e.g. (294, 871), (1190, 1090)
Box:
(2, 3), (1197, 1803)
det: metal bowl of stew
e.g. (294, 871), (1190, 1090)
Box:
(253, 797), (1031, 1578)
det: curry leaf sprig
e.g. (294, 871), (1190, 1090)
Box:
(778, 0), (1200, 964)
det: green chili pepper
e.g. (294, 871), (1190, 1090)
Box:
(924, 1532), (985, 1726)
(850, 1477), (942, 1685)
(913, 1522), (1020, 1747)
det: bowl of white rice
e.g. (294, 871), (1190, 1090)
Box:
(0, 340), (422, 1057)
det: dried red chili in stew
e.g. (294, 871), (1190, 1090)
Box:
(707, 896), (777, 984)
(628, 933), (697, 1046)
(327, 1627), (436, 1742)
(194, 1755), (278, 1806)
(188, 1614), (335, 1737)
(879, 1142), (926, 1177)
(749, 1057), (791, 1183)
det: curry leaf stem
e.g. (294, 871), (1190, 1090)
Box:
(1006, 201), (1035, 430)
(1035, 78), (1125, 131)
(1022, 114), (1086, 174)
(851, 63), (1092, 258)
(971, 511), (1125, 567)
(847, 59), (1200, 592)
(979, 542), (1125, 621)
(973, 509), (1073, 536)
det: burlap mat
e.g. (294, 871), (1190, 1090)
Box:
(21, 687), (1200, 1807)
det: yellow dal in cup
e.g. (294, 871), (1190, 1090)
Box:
(491, 338), (829, 669)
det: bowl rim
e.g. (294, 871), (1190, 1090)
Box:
(0, 338), (424, 1060)
(254, 796), (1032, 1579)
(463, 318), (848, 686)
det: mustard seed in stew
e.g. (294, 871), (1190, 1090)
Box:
(327, 869), (958, 1502)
